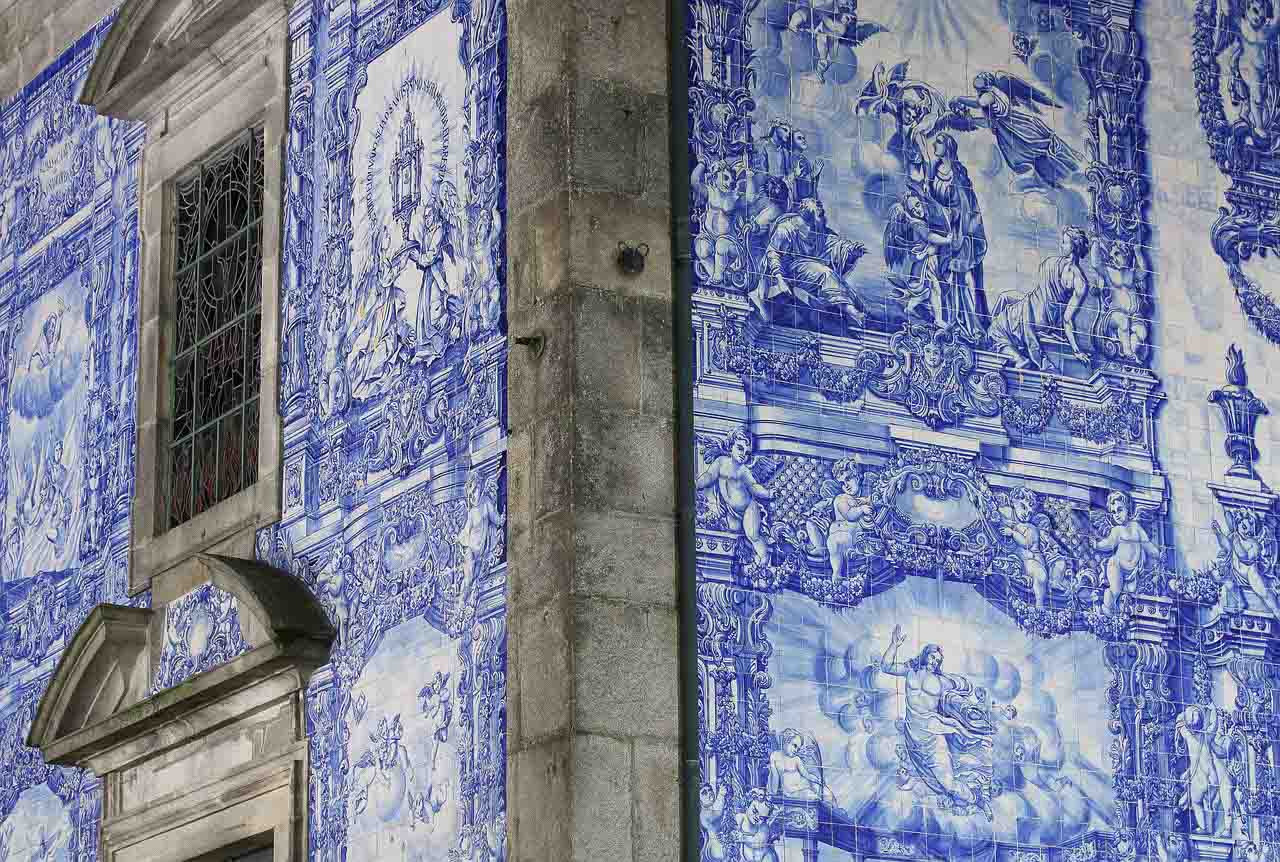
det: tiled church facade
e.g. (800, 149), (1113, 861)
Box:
(0, 0), (507, 859)
(688, 1), (1280, 862)
(5, 0), (1280, 860)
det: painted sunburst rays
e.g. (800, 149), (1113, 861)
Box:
(865, 0), (999, 64)
(764, 579), (1114, 848)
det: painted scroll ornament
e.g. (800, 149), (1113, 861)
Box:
(1194, 0), (1280, 344)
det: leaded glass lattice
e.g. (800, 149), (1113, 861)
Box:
(168, 129), (264, 530)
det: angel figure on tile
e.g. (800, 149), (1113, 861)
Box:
(316, 542), (354, 648)
(699, 783), (730, 862)
(735, 788), (785, 862)
(804, 457), (876, 580)
(692, 157), (752, 285)
(1214, 0), (1280, 139)
(1213, 508), (1280, 619)
(403, 182), (461, 363)
(1093, 491), (1161, 613)
(994, 487), (1071, 609)
(767, 727), (838, 804)
(409, 672), (453, 829)
(696, 426), (777, 566)
(456, 469), (505, 612)
(1175, 704), (1242, 838)
(946, 71), (1083, 189)
(786, 0), (887, 83)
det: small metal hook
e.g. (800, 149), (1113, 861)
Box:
(513, 331), (546, 359)
(617, 241), (650, 275)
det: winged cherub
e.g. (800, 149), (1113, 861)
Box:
(804, 457), (876, 580)
(696, 426), (776, 565)
(945, 71), (1083, 189)
(787, 1), (888, 84)
(1214, 0), (1280, 139)
(1213, 508), (1280, 619)
(857, 61), (948, 184)
(767, 728), (838, 804)
(995, 487), (1070, 609)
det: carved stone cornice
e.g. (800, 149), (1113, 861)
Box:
(79, 0), (292, 121)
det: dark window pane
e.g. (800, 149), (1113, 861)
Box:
(202, 137), (253, 252)
(243, 398), (259, 490)
(196, 257), (220, 341)
(246, 225), (263, 311)
(175, 262), (200, 352)
(218, 409), (244, 501)
(169, 128), (264, 529)
(210, 229), (256, 319)
(193, 425), (218, 517)
(196, 319), (245, 427)
(174, 174), (203, 270)
(173, 351), (194, 440)
(168, 440), (193, 530)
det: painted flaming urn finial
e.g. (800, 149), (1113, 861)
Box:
(1209, 344), (1270, 481)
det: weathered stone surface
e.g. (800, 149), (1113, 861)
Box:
(569, 192), (673, 299)
(574, 407), (676, 517)
(572, 0), (669, 95)
(504, 0), (677, 856)
(521, 509), (576, 610)
(509, 193), (572, 308)
(571, 734), (634, 862)
(641, 296), (675, 418)
(0, 0), (118, 99)
(508, 91), (571, 210)
(634, 739), (681, 862)
(506, 427), (534, 540)
(512, 738), (573, 862)
(573, 597), (679, 739)
(514, 597), (573, 744)
(575, 286), (642, 413)
(574, 511), (676, 606)
(572, 81), (669, 203)
(534, 411), (574, 520)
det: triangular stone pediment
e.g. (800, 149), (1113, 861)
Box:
(28, 557), (333, 771)
(79, 0), (284, 119)
(26, 604), (154, 750)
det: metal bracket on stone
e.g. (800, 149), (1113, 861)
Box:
(617, 241), (649, 275)
(513, 331), (546, 359)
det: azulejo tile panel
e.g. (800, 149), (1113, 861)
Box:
(151, 583), (251, 695)
(687, 2), (1280, 862)
(0, 0), (507, 859)
(257, 1), (508, 860)
(0, 14), (143, 860)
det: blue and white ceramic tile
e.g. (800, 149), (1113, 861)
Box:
(262, 0), (508, 859)
(344, 617), (462, 859)
(0, 13), (143, 857)
(0, 0), (506, 857)
(689, 1), (1280, 861)
(151, 583), (251, 694)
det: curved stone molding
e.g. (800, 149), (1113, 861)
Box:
(199, 554), (335, 647)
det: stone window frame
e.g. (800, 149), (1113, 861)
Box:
(79, 0), (290, 595)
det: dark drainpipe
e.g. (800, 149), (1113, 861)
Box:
(668, 0), (700, 858)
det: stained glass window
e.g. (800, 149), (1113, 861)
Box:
(168, 128), (264, 530)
